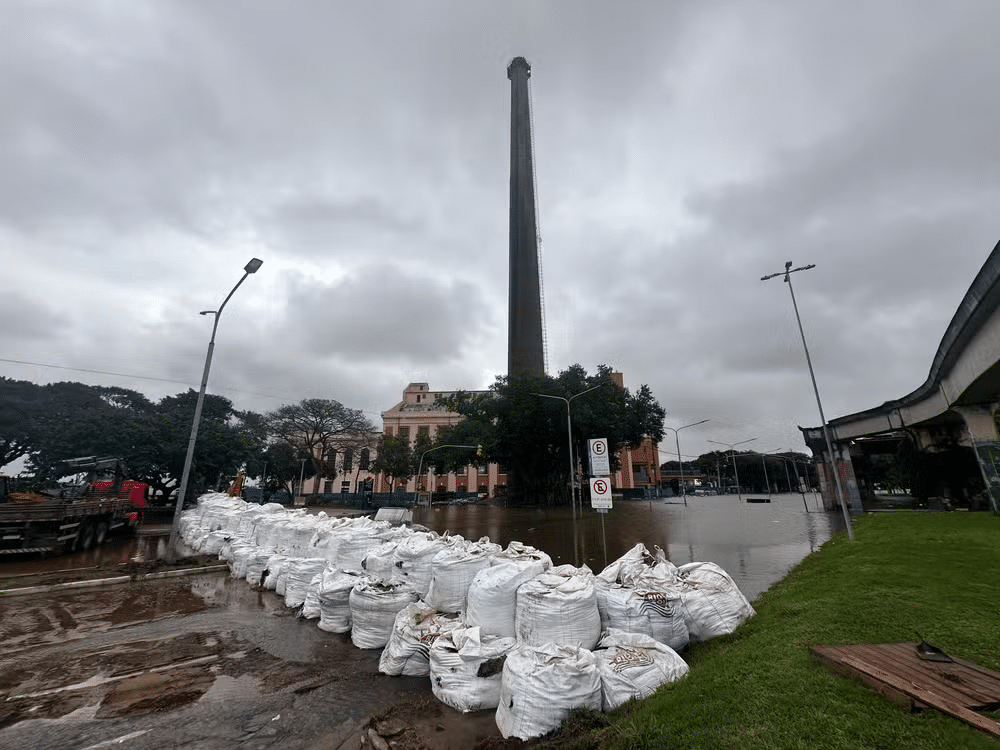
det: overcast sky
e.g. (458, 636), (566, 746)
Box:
(2, 0), (998, 466)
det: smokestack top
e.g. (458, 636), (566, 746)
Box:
(507, 56), (531, 80)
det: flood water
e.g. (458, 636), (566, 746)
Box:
(2, 492), (841, 602)
(412, 492), (840, 601)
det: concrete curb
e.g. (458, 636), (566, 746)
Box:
(0, 564), (230, 597)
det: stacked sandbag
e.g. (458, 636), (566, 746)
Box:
(494, 541), (553, 570)
(594, 629), (689, 711)
(424, 538), (501, 613)
(228, 541), (258, 579)
(260, 553), (288, 591)
(349, 579), (420, 649)
(307, 517), (352, 564)
(515, 564), (601, 650)
(677, 562), (755, 641)
(466, 558), (548, 638)
(378, 602), (463, 676)
(284, 558), (328, 608)
(336, 519), (394, 571)
(317, 569), (364, 633)
(361, 539), (403, 581)
(495, 643), (602, 740)
(301, 572), (324, 619)
(391, 532), (456, 596)
(245, 550), (275, 587)
(429, 626), (516, 712)
(598, 543), (677, 586)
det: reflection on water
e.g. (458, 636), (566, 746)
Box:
(413, 493), (841, 601)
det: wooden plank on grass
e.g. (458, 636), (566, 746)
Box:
(812, 645), (1000, 738)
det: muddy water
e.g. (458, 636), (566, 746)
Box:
(413, 492), (840, 600)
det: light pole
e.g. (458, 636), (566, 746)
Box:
(663, 419), (709, 506)
(168, 258), (263, 557)
(413, 445), (477, 507)
(534, 385), (603, 517)
(761, 261), (854, 540)
(298, 457), (307, 501)
(707, 438), (757, 503)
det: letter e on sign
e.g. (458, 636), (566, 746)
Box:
(591, 477), (613, 510)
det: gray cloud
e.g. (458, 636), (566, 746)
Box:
(2, 0), (998, 465)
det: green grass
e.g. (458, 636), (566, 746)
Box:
(537, 512), (1000, 750)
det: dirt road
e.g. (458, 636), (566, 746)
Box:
(0, 568), (510, 749)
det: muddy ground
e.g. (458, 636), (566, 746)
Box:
(0, 564), (521, 750)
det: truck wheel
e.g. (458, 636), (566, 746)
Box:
(95, 521), (109, 545)
(78, 523), (96, 551)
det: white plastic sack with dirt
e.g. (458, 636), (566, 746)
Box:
(601, 567), (689, 652)
(677, 561), (755, 641)
(424, 538), (501, 613)
(495, 642), (602, 740)
(429, 626), (516, 712)
(514, 564), (601, 651)
(349, 579), (420, 649)
(317, 569), (364, 633)
(594, 628), (689, 711)
(378, 601), (463, 676)
(465, 559), (547, 638)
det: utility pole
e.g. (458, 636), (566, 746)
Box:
(761, 261), (854, 540)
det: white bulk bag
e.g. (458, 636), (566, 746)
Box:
(378, 602), (463, 676)
(430, 626), (516, 713)
(425, 539), (500, 614)
(495, 643), (602, 740)
(677, 562), (755, 641)
(594, 629), (689, 711)
(515, 565), (601, 651)
(466, 559), (547, 638)
(361, 539), (402, 581)
(598, 543), (677, 587)
(392, 533), (455, 596)
(300, 572), (324, 619)
(260, 554), (288, 591)
(317, 569), (364, 633)
(349, 580), (420, 649)
(284, 558), (328, 608)
(245, 550), (274, 588)
(336, 520), (393, 571)
(494, 541), (553, 570)
(602, 568), (689, 652)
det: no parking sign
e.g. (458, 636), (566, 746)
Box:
(590, 477), (613, 509)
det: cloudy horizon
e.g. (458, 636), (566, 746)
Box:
(2, 0), (998, 468)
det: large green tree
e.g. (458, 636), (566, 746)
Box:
(264, 399), (377, 496)
(371, 433), (417, 492)
(434, 364), (666, 504)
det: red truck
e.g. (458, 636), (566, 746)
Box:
(0, 457), (147, 555)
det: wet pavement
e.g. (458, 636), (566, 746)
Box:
(0, 494), (843, 749)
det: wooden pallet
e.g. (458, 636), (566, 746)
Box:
(812, 643), (1000, 737)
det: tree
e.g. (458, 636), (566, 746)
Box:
(265, 399), (377, 496)
(371, 433), (416, 492)
(435, 364), (666, 504)
(261, 441), (316, 499)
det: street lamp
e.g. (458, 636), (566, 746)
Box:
(413, 445), (477, 507)
(761, 261), (854, 540)
(167, 258), (263, 557)
(534, 385), (603, 517)
(663, 419), (709, 506)
(707, 438), (757, 503)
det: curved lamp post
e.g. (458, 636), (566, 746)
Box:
(761, 261), (853, 539)
(663, 419), (709, 505)
(167, 258), (263, 557)
(413, 444), (477, 507)
(707, 438), (757, 503)
(534, 385), (603, 517)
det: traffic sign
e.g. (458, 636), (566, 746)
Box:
(589, 438), (610, 477)
(590, 476), (613, 509)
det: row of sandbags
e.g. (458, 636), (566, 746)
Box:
(179, 493), (755, 740)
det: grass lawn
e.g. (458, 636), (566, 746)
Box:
(537, 512), (1000, 749)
